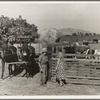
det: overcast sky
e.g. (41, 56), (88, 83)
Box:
(0, 2), (100, 34)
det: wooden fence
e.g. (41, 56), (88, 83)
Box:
(51, 53), (100, 85)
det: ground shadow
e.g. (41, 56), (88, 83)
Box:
(27, 61), (39, 77)
(11, 60), (39, 78)
(12, 65), (25, 76)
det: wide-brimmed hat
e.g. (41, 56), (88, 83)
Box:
(42, 48), (47, 53)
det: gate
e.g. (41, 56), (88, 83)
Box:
(51, 53), (100, 85)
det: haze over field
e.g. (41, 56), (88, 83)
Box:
(0, 2), (100, 34)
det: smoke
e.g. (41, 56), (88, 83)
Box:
(39, 28), (57, 45)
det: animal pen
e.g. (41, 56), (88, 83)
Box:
(48, 43), (100, 86)
(51, 53), (100, 85)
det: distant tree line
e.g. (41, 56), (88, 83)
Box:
(72, 32), (100, 36)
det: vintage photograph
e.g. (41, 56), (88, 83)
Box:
(0, 1), (100, 97)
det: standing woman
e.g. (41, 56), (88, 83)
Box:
(56, 48), (66, 86)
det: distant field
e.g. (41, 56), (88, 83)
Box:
(60, 35), (100, 43)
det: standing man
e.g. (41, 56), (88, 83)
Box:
(38, 48), (48, 86)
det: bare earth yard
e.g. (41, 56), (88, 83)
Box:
(0, 73), (100, 96)
(0, 60), (100, 96)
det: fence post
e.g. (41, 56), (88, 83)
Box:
(47, 45), (52, 81)
(48, 52), (52, 81)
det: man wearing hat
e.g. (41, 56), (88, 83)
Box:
(38, 48), (48, 86)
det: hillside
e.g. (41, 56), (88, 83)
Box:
(39, 28), (99, 44)
(57, 28), (95, 36)
(40, 28), (96, 37)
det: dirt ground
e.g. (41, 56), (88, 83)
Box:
(0, 60), (100, 96)
(0, 72), (100, 96)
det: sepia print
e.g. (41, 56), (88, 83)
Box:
(0, 1), (100, 97)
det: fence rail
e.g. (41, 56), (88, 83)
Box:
(52, 53), (100, 58)
(51, 53), (100, 85)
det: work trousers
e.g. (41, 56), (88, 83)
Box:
(40, 64), (47, 85)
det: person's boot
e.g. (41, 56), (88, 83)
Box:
(40, 81), (43, 86)
(65, 79), (68, 84)
(59, 81), (63, 87)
